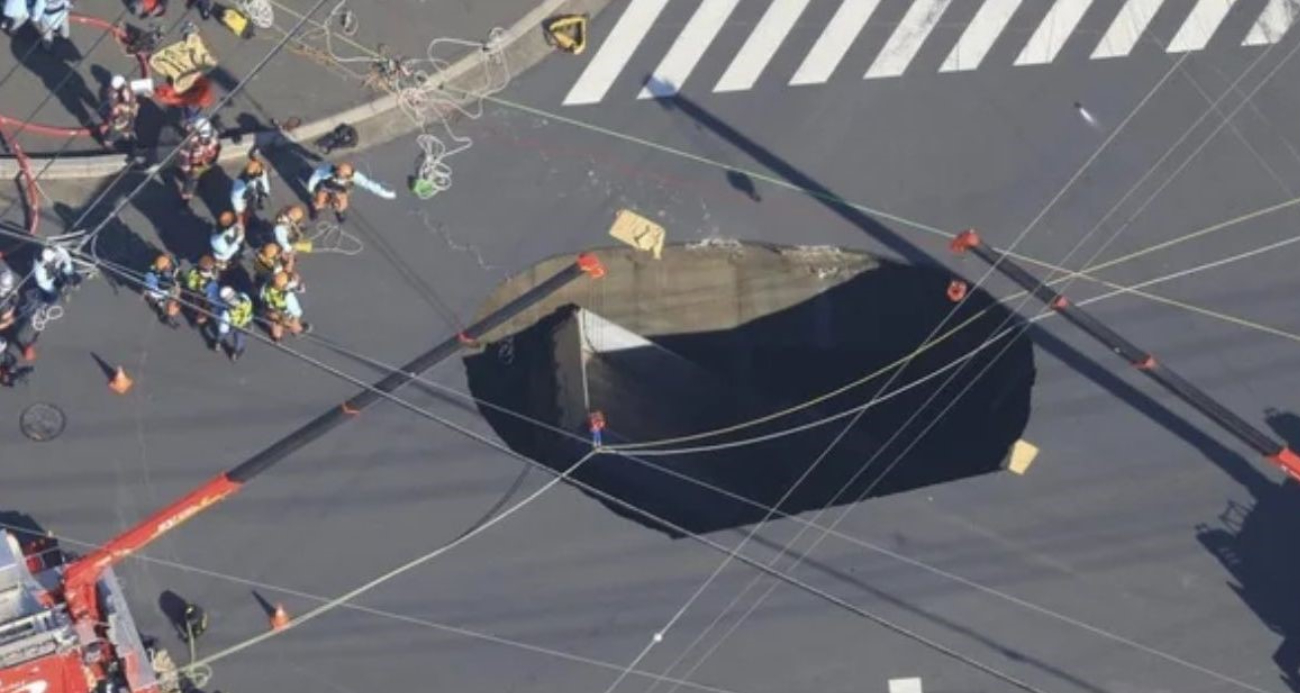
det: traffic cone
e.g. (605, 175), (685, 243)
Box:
(270, 603), (290, 631)
(108, 367), (133, 395)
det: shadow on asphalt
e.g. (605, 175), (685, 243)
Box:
(1191, 409), (1300, 692)
(7, 28), (96, 131)
(464, 260), (1034, 537)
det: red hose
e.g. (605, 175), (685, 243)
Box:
(0, 130), (42, 237)
(0, 13), (152, 140)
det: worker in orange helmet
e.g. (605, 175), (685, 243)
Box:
(253, 242), (302, 289)
(272, 204), (311, 258)
(143, 253), (182, 328)
(210, 211), (245, 272)
(230, 155), (270, 219)
(306, 161), (394, 224)
(260, 271), (311, 342)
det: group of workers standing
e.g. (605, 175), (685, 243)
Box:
(134, 114), (394, 362)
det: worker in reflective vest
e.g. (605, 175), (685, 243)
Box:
(181, 255), (220, 326)
(260, 271), (310, 342)
(307, 161), (395, 223)
(212, 286), (252, 361)
(143, 253), (181, 328)
(101, 75), (139, 147)
(178, 118), (221, 203)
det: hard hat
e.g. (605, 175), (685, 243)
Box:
(0, 269), (14, 296)
(110, 74), (127, 90)
(198, 255), (216, 271)
(244, 159), (264, 176)
(272, 271), (290, 289)
(284, 205), (305, 222)
(335, 162), (354, 178)
(40, 248), (56, 263)
(190, 117), (214, 138)
(218, 211), (237, 227)
(0, 337), (7, 353)
(152, 254), (172, 271)
(219, 286), (236, 303)
(260, 242), (280, 258)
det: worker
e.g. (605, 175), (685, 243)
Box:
(100, 74), (139, 149)
(143, 253), (182, 328)
(33, 246), (80, 305)
(272, 204), (311, 258)
(0, 269), (17, 333)
(209, 211), (245, 271)
(260, 271), (310, 341)
(180, 255), (220, 326)
(1, 0), (28, 34)
(0, 337), (32, 387)
(252, 242), (302, 287)
(210, 286), (252, 361)
(229, 156), (270, 219)
(177, 117), (221, 204)
(307, 161), (395, 223)
(33, 0), (70, 49)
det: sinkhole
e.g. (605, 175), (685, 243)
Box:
(464, 242), (1035, 536)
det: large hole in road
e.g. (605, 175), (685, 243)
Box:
(465, 243), (1035, 536)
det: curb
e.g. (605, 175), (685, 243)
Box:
(0, 0), (608, 181)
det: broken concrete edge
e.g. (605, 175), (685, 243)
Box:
(0, 0), (608, 181)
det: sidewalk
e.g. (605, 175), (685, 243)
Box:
(0, 0), (546, 159)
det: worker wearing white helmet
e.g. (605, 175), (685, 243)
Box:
(102, 74), (139, 146)
(178, 117), (221, 203)
(34, 246), (79, 304)
(212, 286), (253, 361)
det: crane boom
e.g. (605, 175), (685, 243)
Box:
(60, 253), (605, 620)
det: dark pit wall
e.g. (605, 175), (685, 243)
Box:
(464, 259), (1035, 537)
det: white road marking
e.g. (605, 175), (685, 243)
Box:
(1092, 0), (1166, 59)
(789, 0), (883, 85)
(1014, 0), (1095, 65)
(888, 679), (923, 693)
(640, 0), (740, 98)
(1167, 0), (1236, 53)
(714, 0), (811, 93)
(1244, 0), (1300, 45)
(940, 0), (1024, 72)
(865, 0), (954, 78)
(562, 0), (671, 106)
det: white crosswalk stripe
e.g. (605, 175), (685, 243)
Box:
(791, 0), (883, 85)
(865, 0), (953, 79)
(562, 0), (671, 106)
(641, 0), (740, 98)
(1244, 0), (1300, 45)
(1093, 0), (1165, 59)
(563, 0), (1300, 107)
(1015, 0), (1096, 66)
(940, 0), (1024, 72)
(1168, 0), (1235, 53)
(714, 0), (811, 93)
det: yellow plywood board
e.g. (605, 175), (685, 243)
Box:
(150, 34), (218, 92)
(609, 209), (665, 259)
(1007, 439), (1039, 475)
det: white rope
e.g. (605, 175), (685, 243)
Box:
(303, 221), (364, 255)
(239, 0), (275, 29)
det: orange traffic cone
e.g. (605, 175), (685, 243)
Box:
(108, 367), (133, 395)
(270, 603), (290, 631)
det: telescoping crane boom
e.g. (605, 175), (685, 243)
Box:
(949, 230), (1300, 481)
(0, 253), (604, 693)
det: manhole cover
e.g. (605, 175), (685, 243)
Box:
(20, 403), (66, 442)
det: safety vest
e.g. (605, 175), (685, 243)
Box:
(261, 284), (289, 312)
(152, 266), (178, 291)
(183, 268), (214, 292)
(108, 90), (138, 126)
(319, 174), (352, 194)
(227, 296), (253, 328)
(253, 253), (281, 278)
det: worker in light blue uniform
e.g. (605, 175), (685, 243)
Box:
(306, 161), (394, 223)
(36, 0), (70, 46)
(229, 158), (270, 218)
(1, 0), (30, 34)
(34, 246), (80, 304)
(209, 211), (244, 270)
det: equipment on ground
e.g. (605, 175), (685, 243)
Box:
(0, 253), (605, 693)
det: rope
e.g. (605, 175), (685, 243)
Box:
(302, 221), (364, 255)
(239, 0), (275, 29)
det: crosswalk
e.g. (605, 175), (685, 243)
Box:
(562, 0), (1300, 106)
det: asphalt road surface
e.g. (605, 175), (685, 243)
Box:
(6, 1), (1300, 692)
